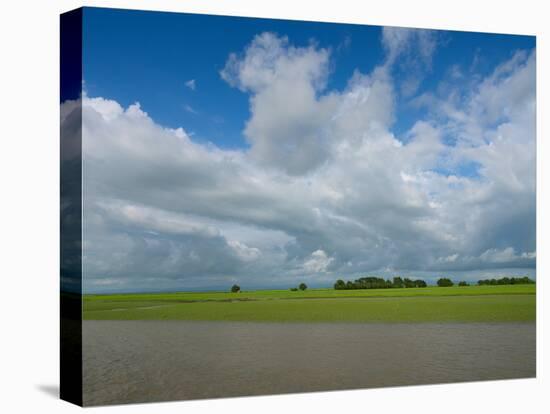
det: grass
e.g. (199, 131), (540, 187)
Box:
(83, 284), (535, 323)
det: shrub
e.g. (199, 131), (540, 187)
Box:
(299, 283), (308, 291)
(230, 284), (240, 293)
(458, 281), (469, 286)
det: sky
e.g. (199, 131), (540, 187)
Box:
(64, 7), (536, 293)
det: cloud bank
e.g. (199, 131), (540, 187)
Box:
(63, 30), (536, 292)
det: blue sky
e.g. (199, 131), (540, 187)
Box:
(70, 7), (536, 293)
(82, 7), (534, 149)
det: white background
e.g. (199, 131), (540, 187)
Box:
(0, 0), (548, 412)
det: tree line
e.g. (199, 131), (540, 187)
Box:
(230, 275), (534, 293)
(334, 276), (427, 290)
(332, 275), (535, 290)
(477, 276), (534, 285)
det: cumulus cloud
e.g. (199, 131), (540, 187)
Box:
(227, 240), (262, 262)
(221, 32), (337, 175)
(67, 30), (536, 293)
(303, 250), (334, 273)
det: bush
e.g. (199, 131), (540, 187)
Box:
(230, 284), (240, 293)
(299, 283), (308, 291)
(290, 287), (298, 291)
(437, 278), (454, 287)
(458, 281), (469, 286)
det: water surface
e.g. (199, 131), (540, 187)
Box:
(83, 321), (535, 406)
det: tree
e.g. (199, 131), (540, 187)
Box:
(299, 282), (308, 291)
(414, 279), (427, 288)
(458, 281), (469, 286)
(437, 278), (454, 287)
(403, 278), (415, 288)
(354, 276), (387, 289)
(334, 279), (346, 290)
(231, 284), (240, 293)
(478, 276), (535, 286)
(392, 277), (404, 288)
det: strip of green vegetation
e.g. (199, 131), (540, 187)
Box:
(83, 285), (535, 323)
(85, 284), (535, 303)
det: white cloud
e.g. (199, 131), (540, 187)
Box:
(221, 32), (337, 175)
(480, 247), (517, 263)
(184, 104), (198, 114)
(185, 79), (196, 90)
(381, 27), (439, 98)
(438, 253), (459, 263)
(302, 250), (334, 273)
(67, 31), (535, 293)
(220, 34), (402, 175)
(382, 27), (437, 67)
(479, 247), (536, 265)
(228, 240), (261, 262)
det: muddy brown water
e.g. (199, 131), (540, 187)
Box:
(82, 321), (535, 406)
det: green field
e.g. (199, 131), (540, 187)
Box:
(83, 284), (535, 323)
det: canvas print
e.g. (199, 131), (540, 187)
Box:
(60, 7), (536, 407)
